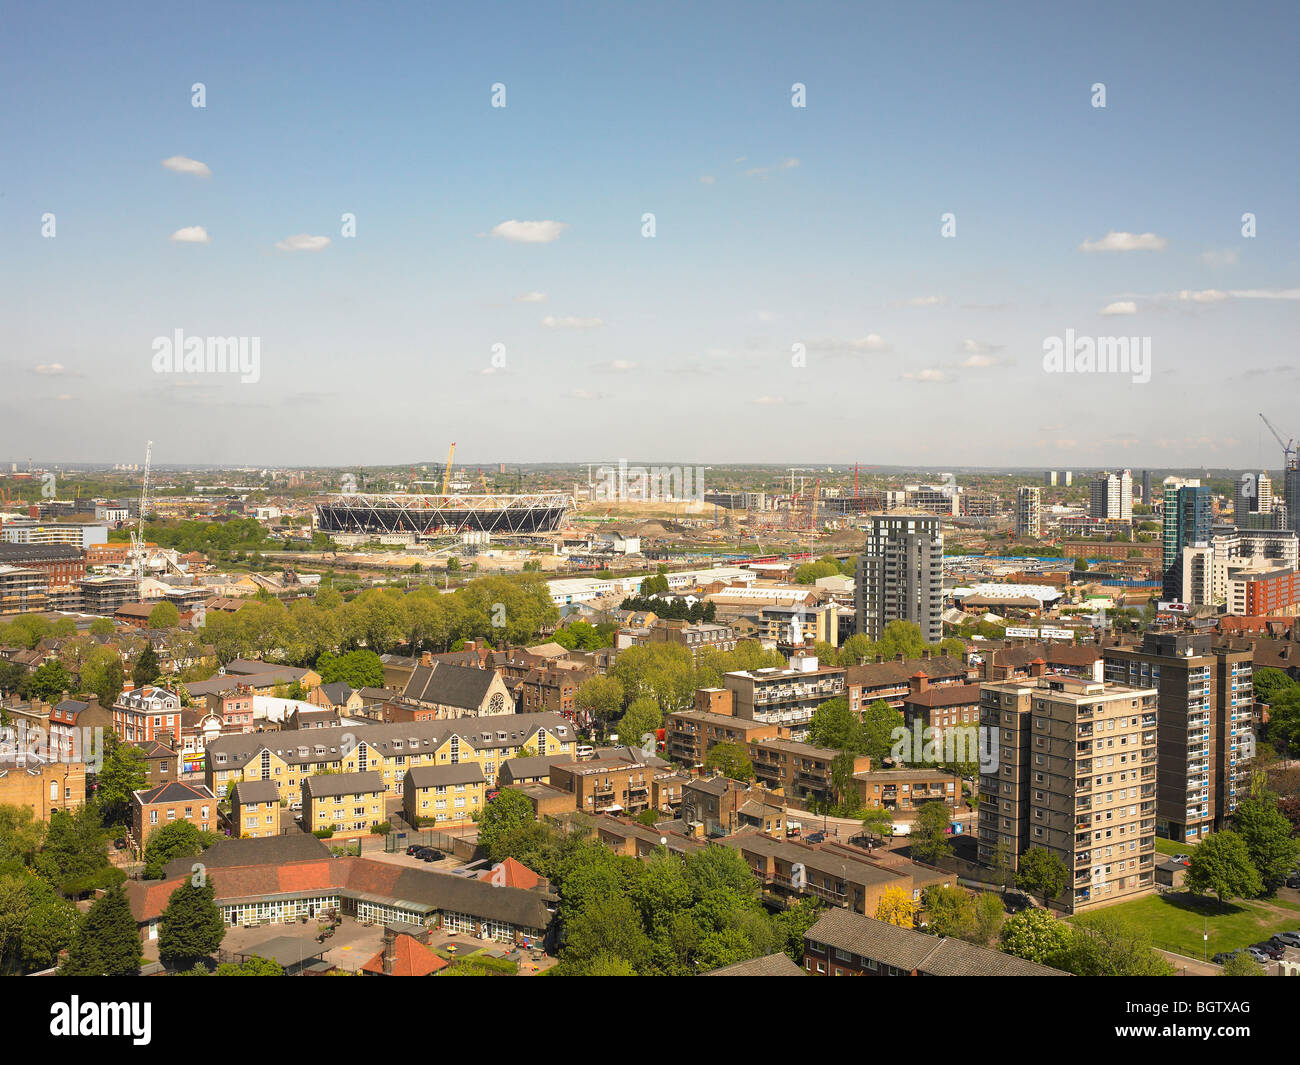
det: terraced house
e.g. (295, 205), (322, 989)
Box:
(403, 762), (487, 827)
(302, 770), (386, 836)
(204, 712), (576, 804)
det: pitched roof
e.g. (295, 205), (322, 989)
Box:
(360, 933), (449, 976)
(844, 656), (968, 687)
(231, 779), (280, 804)
(903, 683), (984, 708)
(161, 832), (331, 878)
(703, 953), (807, 976)
(401, 661), (499, 709)
(302, 770), (384, 798)
(476, 856), (541, 890)
(133, 781), (215, 805)
(805, 908), (1069, 976)
(405, 763), (486, 789)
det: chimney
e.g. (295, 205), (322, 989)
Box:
(1029, 657), (1046, 678)
(910, 671), (929, 694)
(982, 649), (998, 682)
(895, 653), (905, 662)
(420, 651), (432, 667)
(381, 927), (396, 975)
(922, 648), (932, 660)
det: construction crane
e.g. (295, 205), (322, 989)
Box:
(1259, 412), (1298, 470)
(129, 440), (153, 598)
(479, 468), (490, 494)
(441, 442), (457, 495)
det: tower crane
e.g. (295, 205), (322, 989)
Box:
(1259, 412), (1298, 470)
(441, 442), (457, 495)
(129, 440), (153, 598)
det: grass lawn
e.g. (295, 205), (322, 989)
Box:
(1153, 838), (1192, 857)
(1072, 891), (1300, 958)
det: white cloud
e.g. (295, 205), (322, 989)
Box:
(541, 315), (604, 330)
(169, 225), (210, 244)
(33, 363), (65, 375)
(514, 291), (547, 303)
(749, 395), (787, 405)
(1176, 289), (1230, 303)
(1078, 231), (1168, 253)
(491, 219), (569, 244)
(275, 234), (331, 252)
(899, 295), (945, 308)
(960, 339), (1002, 355)
(699, 175), (716, 185)
(1230, 288), (1300, 300)
(745, 158), (800, 179)
(1100, 301), (1137, 315)
(814, 334), (890, 354)
(593, 359), (637, 372)
(1199, 248), (1239, 267)
(902, 368), (949, 382)
(959, 354), (999, 369)
(161, 155), (211, 177)
(757, 311), (776, 323)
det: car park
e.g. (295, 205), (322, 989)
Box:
(418, 848), (445, 862)
(1245, 946), (1272, 964)
(1270, 930), (1300, 948)
(406, 844), (423, 856)
(1251, 941), (1284, 960)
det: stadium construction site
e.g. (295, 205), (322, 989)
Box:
(314, 491), (577, 536)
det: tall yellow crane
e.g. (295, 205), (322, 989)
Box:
(441, 442), (456, 495)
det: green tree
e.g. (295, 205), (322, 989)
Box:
(998, 907), (1071, 967)
(477, 789), (536, 861)
(28, 659), (74, 701)
(60, 884), (142, 976)
(143, 820), (216, 879)
(1064, 912), (1175, 976)
(807, 697), (866, 753)
(1185, 830), (1264, 907)
(860, 806), (894, 841)
(909, 801), (954, 863)
(574, 675), (624, 731)
(315, 649), (384, 689)
(132, 643), (161, 687)
(1220, 952), (1265, 976)
(923, 884), (976, 939)
(94, 740), (148, 828)
(158, 875), (225, 970)
(704, 742), (754, 782)
(89, 617), (117, 637)
(972, 892), (1006, 947)
(214, 954), (285, 975)
(830, 750), (862, 814)
(1232, 794), (1300, 895)
(860, 699), (905, 767)
(618, 696), (662, 749)
(79, 645), (125, 710)
(837, 633), (875, 667)
(147, 602), (180, 629)
(1015, 846), (1067, 905)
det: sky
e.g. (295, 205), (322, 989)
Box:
(2, 0), (1298, 470)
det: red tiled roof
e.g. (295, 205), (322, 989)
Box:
(360, 934), (449, 976)
(477, 856), (541, 890)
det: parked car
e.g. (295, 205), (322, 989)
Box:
(1270, 930), (1300, 948)
(805, 831), (827, 844)
(1245, 946), (1272, 964)
(1211, 949), (1248, 966)
(1171, 853), (1190, 865)
(1285, 874), (1300, 889)
(419, 848), (445, 862)
(406, 844), (423, 856)
(1251, 941), (1285, 960)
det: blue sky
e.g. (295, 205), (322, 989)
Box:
(3, 1), (1298, 469)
